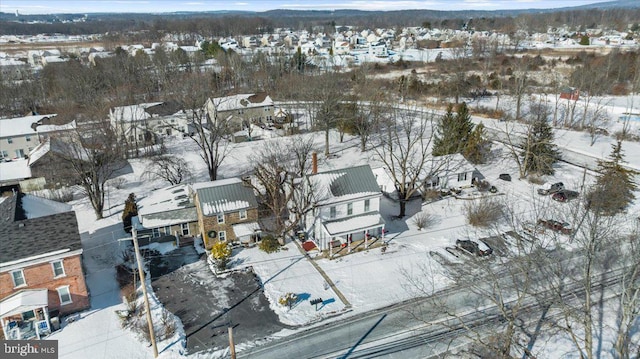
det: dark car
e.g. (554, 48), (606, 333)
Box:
(552, 190), (579, 202)
(538, 219), (572, 235)
(456, 239), (493, 256)
(499, 173), (512, 181)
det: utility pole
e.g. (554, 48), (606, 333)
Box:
(132, 227), (159, 358)
(228, 326), (236, 359)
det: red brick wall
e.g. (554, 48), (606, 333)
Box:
(0, 255), (90, 316)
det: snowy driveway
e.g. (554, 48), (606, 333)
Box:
(151, 256), (287, 355)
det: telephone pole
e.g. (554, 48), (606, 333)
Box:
(132, 227), (159, 358)
(228, 326), (236, 359)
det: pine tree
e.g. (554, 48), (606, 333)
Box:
(588, 141), (638, 214)
(464, 122), (492, 164)
(520, 116), (560, 176)
(433, 102), (474, 156)
(122, 193), (138, 233)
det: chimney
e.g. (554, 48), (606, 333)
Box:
(312, 152), (318, 174)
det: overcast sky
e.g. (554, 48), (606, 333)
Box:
(1, 0), (607, 15)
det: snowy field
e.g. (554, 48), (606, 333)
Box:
(46, 95), (640, 358)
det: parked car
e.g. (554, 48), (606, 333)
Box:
(538, 219), (572, 235)
(537, 182), (565, 195)
(552, 190), (579, 202)
(499, 173), (512, 181)
(456, 239), (493, 256)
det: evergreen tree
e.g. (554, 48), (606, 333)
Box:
(588, 141), (638, 214)
(432, 102), (474, 156)
(122, 193), (138, 233)
(464, 122), (492, 164)
(520, 116), (560, 176)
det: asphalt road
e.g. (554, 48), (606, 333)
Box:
(149, 246), (288, 355)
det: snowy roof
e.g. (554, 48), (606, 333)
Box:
(110, 102), (163, 123)
(21, 193), (73, 218)
(138, 184), (197, 227)
(194, 177), (258, 216)
(0, 159), (31, 182)
(0, 289), (48, 318)
(209, 93), (273, 113)
(232, 222), (261, 238)
(324, 213), (385, 236)
(0, 114), (58, 138)
(308, 164), (381, 205)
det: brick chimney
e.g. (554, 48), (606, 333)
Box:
(312, 152), (318, 174)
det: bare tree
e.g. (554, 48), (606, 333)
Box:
(143, 155), (192, 185)
(248, 136), (317, 240)
(176, 72), (231, 181)
(54, 110), (125, 219)
(613, 219), (640, 359)
(373, 106), (436, 218)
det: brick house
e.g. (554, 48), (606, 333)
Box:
(193, 178), (260, 249)
(0, 194), (90, 340)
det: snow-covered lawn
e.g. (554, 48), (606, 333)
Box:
(45, 95), (640, 358)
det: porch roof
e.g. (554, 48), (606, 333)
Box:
(323, 213), (385, 237)
(0, 289), (48, 318)
(232, 222), (261, 238)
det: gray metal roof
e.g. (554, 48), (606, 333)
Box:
(195, 178), (258, 216)
(312, 164), (381, 197)
(0, 195), (82, 264)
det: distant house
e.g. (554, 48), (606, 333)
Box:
(132, 184), (199, 247)
(0, 114), (75, 160)
(109, 101), (189, 153)
(193, 178), (261, 249)
(422, 153), (477, 191)
(27, 137), (77, 188)
(204, 93), (274, 132)
(0, 194), (90, 340)
(373, 153), (477, 199)
(559, 86), (580, 101)
(304, 164), (385, 253)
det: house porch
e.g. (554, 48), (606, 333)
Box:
(0, 289), (53, 340)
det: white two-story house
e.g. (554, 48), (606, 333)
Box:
(304, 164), (385, 253)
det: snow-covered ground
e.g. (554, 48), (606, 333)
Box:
(46, 95), (640, 358)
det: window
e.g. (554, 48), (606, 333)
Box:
(57, 286), (72, 305)
(1, 150), (8, 158)
(181, 223), (190, 236)
(51, 260), (65, 277)
(25, 135), (31, 142)
(7, 137), (13, 144)
(239, 209), (247, 220)
(330, 206), (336, 218)
(457, 172), (468, 181)
(217, 213), (225, 224)
(11, 270), (26, 287)
(152, 228), (160, 237)
(364, 199), (370, 212)
(218, 231), (226, 242)
(15, 149), (24, 158)
(347, 203), (353, 216)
